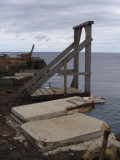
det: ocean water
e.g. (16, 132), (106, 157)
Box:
(1, 52), (120, 134)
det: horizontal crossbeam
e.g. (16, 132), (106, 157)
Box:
(58, 69), (90, 76)
(73, 21), (94, 29)
(18, 42), (74, 95)
(29, 38), (92, 95)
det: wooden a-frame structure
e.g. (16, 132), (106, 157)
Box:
(18, 21), (94, 97)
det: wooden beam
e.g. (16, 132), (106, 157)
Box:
(72, 28), (82, 89)
(18, 42), (74, 95)
(64, 61), (67, 96)
(29, 38), (92, 95)
(73, 21), (94, 29)
(84, 24), (92, 94)
(58, 71), (90, 76)
(58, 69), (74, 74)
(99, 129), (111, 160)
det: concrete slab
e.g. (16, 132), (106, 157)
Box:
(21, 113), (109, 152)
(11, 96), (94, 123)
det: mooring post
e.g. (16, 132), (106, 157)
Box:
(99, 129), (111, 160)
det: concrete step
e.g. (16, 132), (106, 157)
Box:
(21, 113), (109, 153)
(11, 96), (94, 123)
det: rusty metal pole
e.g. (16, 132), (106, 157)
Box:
(99, 129), (111, 160)
(116, 147), (120, 160)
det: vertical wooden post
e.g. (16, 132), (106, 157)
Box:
(117, 147), (120, 160)
(85, 24), (92, 95)
(64, 61), (67, 96)
(72, 28), (82, 89)
(99, 129), (111, 160)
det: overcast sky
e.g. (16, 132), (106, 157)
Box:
(0, 0), (120, 52)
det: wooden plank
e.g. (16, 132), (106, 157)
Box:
(36, 89), (44, 96)
(66, 88), (73, 94)
(73, 21), (94, 29)
(72, 28), (82, 89)
(51, 88), (60, 94)
(58, 69), (74, 74)
(64, 61), (67, 95)
(58, 71), (90, 76)
(69, 87), (82, 93)
(18, 43), (74, 95)
(44, 88), (54, 95)
(40, 88), (50, 95)
(31, 92), (38, 97)
(56, 88), (64, 94)
(29, 38), (92, 95)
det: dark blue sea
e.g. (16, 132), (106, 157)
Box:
(0, 52), (120, 134)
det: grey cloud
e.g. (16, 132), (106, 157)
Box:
(15, 34), (20, 38)
(35, 35), (46, 41)
(45, 38), (51, 42)
(0, 0), (120, 41)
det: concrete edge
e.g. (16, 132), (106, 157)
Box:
(21, 125), (104, 153)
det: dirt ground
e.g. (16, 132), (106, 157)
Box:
(0, 82), (119, 160)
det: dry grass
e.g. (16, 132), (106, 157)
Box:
(83, 149), (99, 160)
(106, 146), (116, 158)
(83, 146), (117, 160)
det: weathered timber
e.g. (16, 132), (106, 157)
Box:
(18, 21), (94, 98)
(58, 70), (90, 75)
(99, 129), (111, 160)
(64, 61), (67, 95)
(18, 42), (74, 95)
(44, 88), (54, 95)
(68, 87), (82, 93)
(31, 88), (83, 99)
(73, 21), (94, 29)
(72, 28), (82, 89)
(85, 24), (92, 94)
(29, 38), (92, 95)
(35, 89), (43, 96)
(40, 88), (50, 95)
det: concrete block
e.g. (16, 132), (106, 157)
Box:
(11, 96), (94, 123)
(21, 113), (109, 152)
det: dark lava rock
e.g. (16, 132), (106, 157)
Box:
(115, 134), (120, 142)
(0, 117), (15, 138)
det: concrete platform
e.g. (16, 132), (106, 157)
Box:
(21, 113), (109, 153)
(11, 96), (94, 123)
